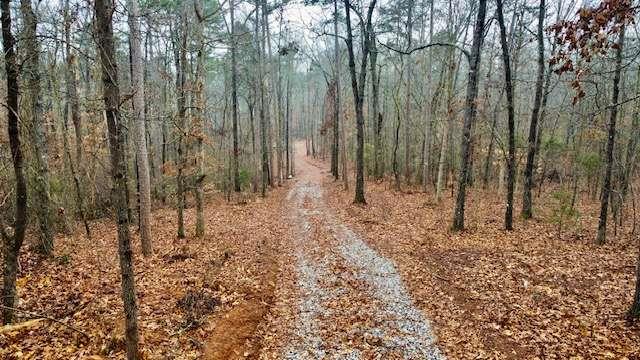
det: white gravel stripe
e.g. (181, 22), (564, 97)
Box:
(329, 220), (444, 360)
(284, 179), (445, 359)
(284, 183), (327, 359)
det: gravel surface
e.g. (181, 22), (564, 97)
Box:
(284, 183), (327, 359)
(330, 221), (443, 360)
(279, 153), (445, 360)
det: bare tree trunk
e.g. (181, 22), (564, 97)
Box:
(534, 50), (554, 178)
(247, 97), (258, 191)
(285, 56), (292, 178)
(311, 95), (317, 157)
(1, 0), (27, 325)
(94, 0), (139, 357)
(496, 0), (516, 231)
(482, 107), (498, 187)
(340, 97), (349, 189)
(194, 0), (206, 237)
(62, 0), (90, 240)
(61, 1), (84, 171)
(20, 0), (53, 255)
(62, 95), (91, 240)
(264, 7), (276, 187)
(452, 0), (487, 230)
(403, 0), (415, 185)
(596, 27), (625, 245)
(161, 61), (169, 204)
(612, 66), (640, 229)
(371, 35), (383, 180)
(258, 0), (269, 196)
(331, 0), (340, 179)
(291, 130), (296, 176)
(393, 94), (402, 190)
(274, 15), (284, 186)
(436, 51), (454, 202)
(522, 0), (546, 219)
(421, 0), (434, 190)
(343, 0), (376, 205)
(174, 8), (187, 239)
(128, 0), (153, 255)
(230, 0), (241, 192)
(144, 31), (156, 200)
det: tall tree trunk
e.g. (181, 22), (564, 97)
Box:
(393, 94), (402, 190)
(274, 15), (284, 186)
(194, 0), (206, 237)
(343, 0), (376, 204)
(611, 70), (640, 231)
(285, 54), (291, 178)
(230, 0), (241, 192)
(596, 27), (625, 245)
(533, 0), (560, 177)
(62, 1), (83, 169)
(403, 0), (414, 184)
(174, 9), (188, 239)
(128, 0), (153, 255)
(161, 60), (169, 204)
(311, 86), (317, 157)
(422, 0), (434, 190)
(62, 92), (91, 240)
(144, 30), (156, 199)
(436, 50), (455, 202)
(1, 0), (27, 325)
(331, 0), (340, 179)
(497, 0), (516, 231)
(618, 67), (640, 208)
(480, 42), (499, 189)
(63, 0), (90, 239)
(451, 0), (487, 230)
(259, 0), (269, 196)
(521, 0), (546, 219)
(94, 0), (140, 357)
(264, 5), (276, 187)
(20, 0), (53, 255)
(247, 97), (258, 191)
(371, 35), (382, 180)
(340, 92), (349, 189)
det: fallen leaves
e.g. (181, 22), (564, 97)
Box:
(0, 187), (289, 359)
(325, 175), (640, 359)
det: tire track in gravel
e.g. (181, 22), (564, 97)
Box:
(281, 143), (444, 360)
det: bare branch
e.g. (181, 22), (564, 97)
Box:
(378, 40), (470, 62)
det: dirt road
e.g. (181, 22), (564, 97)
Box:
(260, 143), (443, 359)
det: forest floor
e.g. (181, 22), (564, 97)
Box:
(322, 168), (640, 359)
(0, 181), (290, 359)
(2, 141), (640, 359)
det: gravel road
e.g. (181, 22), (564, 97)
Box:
(276, 148), (444, 360)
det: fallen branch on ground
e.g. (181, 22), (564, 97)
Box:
(0, 305), (90, 339)
(0, 318), (45, 334)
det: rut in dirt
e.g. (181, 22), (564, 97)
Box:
(282, 149), (444, 360)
